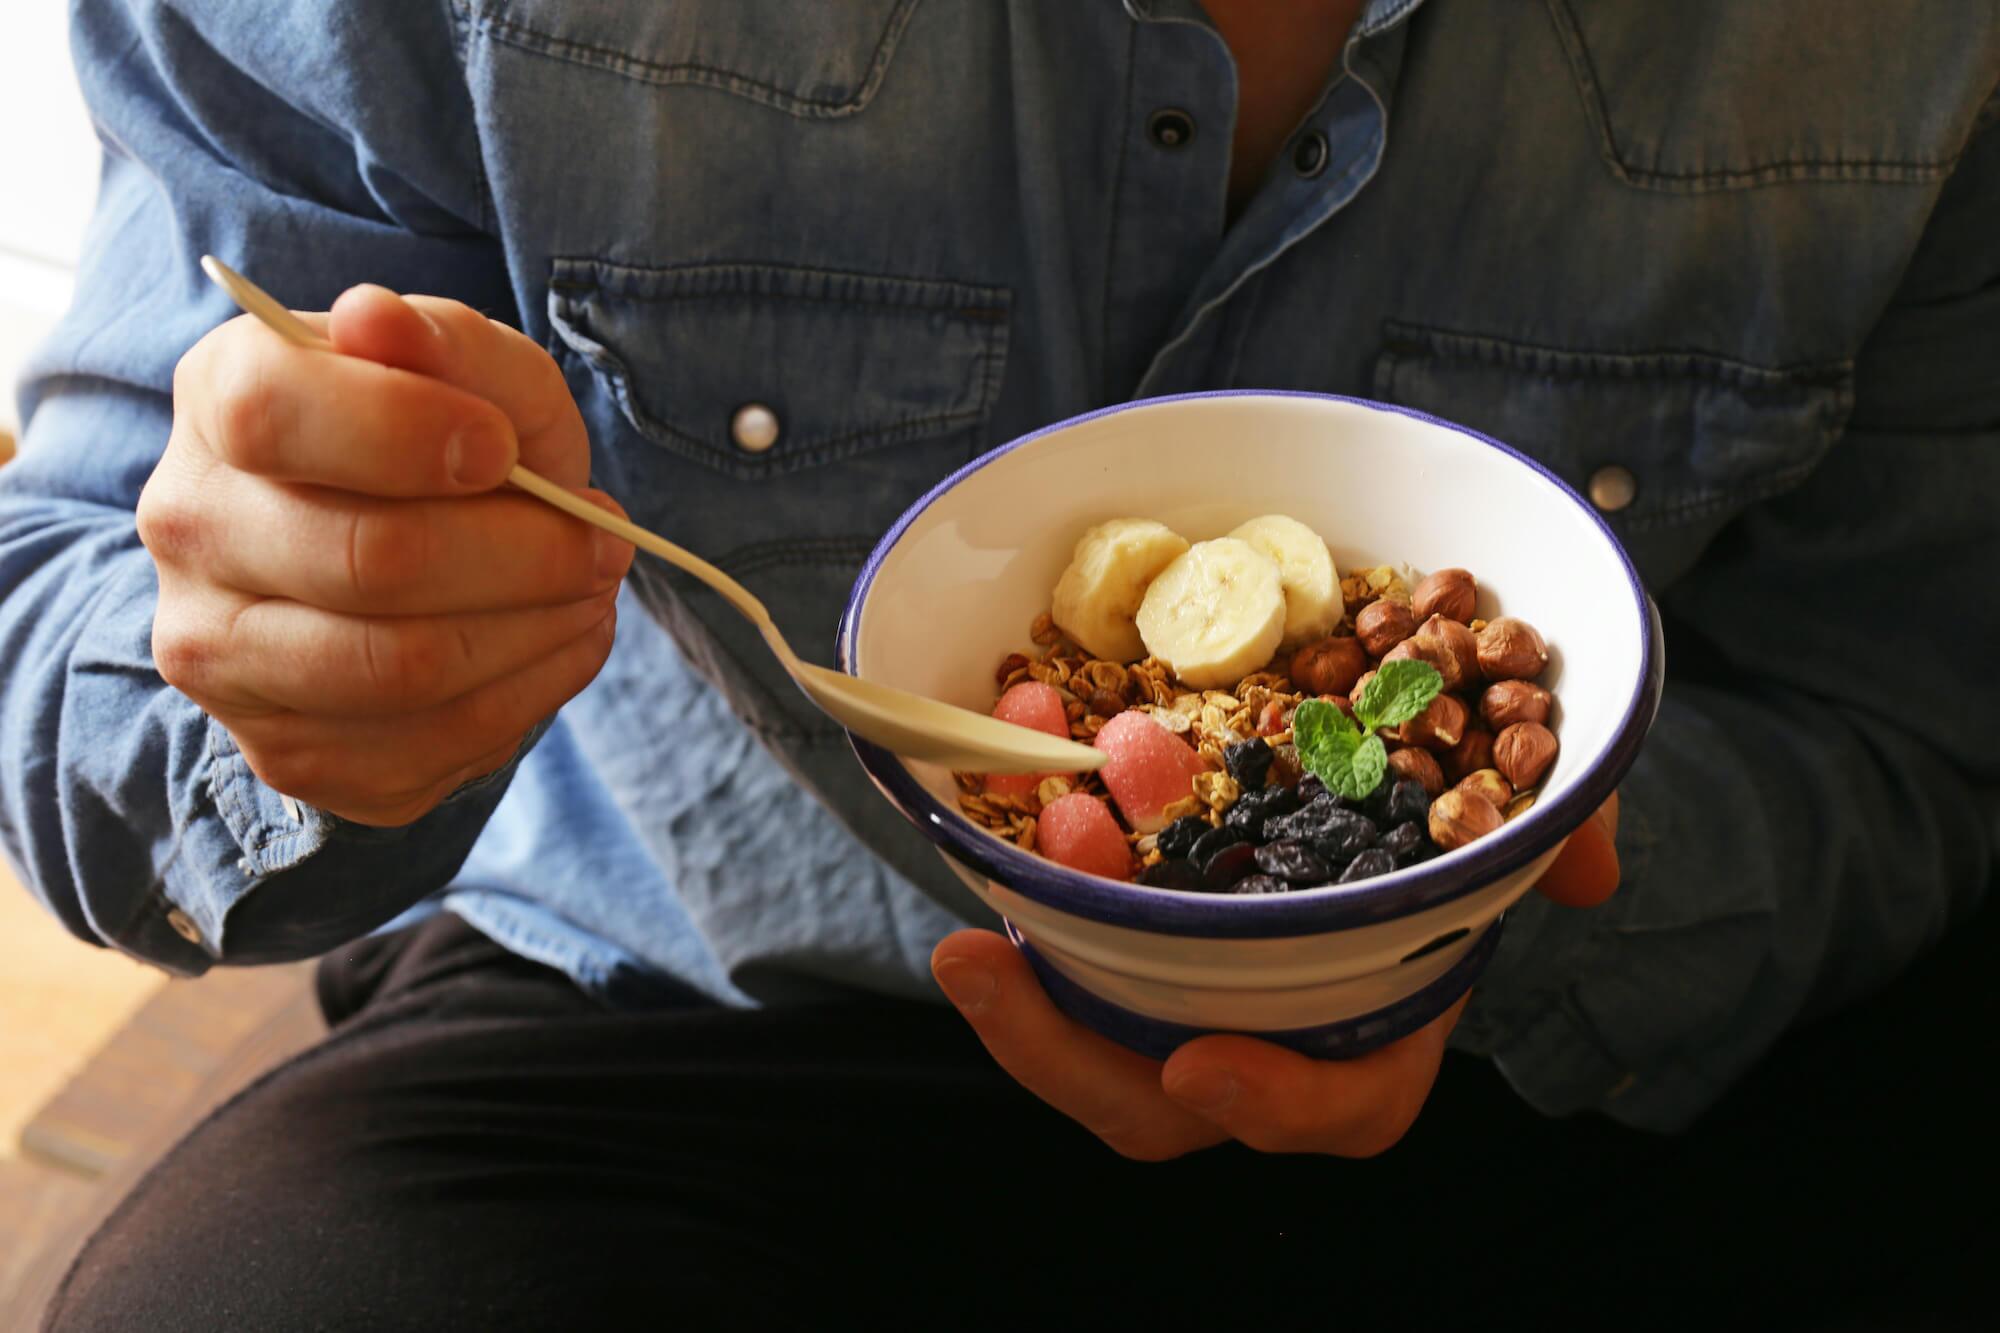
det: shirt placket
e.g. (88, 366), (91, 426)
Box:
(1098, 1), (1238, 398)
(1118, 1), (1420, 396)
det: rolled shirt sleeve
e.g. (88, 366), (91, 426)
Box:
(0, 0), (533, 971)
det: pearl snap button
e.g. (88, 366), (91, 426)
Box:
(731, 403), (780, 453)
(1588, 465), (1637, 513)
(167, 908), (203, 945)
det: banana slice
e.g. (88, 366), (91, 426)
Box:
(1135, 538), (1287, 688)
(1227, 514), (1343, 649)
(1050, 518), (1191, 662)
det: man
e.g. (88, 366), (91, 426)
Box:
(4, 0), (1994, 1325)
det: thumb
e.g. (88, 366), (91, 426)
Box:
(329, 285), (592, 488)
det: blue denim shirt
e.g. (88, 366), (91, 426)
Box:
(4, 0), (1997, 1132)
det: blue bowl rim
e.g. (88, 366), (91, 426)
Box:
(837, 390), (1665, 941)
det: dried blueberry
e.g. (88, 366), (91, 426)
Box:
(1295, 775), (1327, 805)
(1138, 858), (1203, 891)
(1360, 774), (1395, 823)
(1224, 737), (1275, 790)
(1337, 848), (1397, 883)
(1224, 785), (1301, 840)
(1264, 793), (1340, 843)
(1254, 839), (1331, 884)
(1310, 809), (1378, 864)
(1231, 874), (1290, 895)
(1386, 777), (1430, 827)
(1201, 842), (1260, 892)
(1156, 816), (1210, 861)
(1379, 820), (1427, 862)
(1188, 824), (1248, 869)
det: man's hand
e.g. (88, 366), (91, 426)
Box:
(139, 286), (634, 827)
(932, 794), (1621, 1160)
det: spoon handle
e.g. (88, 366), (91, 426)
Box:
(199, 256), (790, 656)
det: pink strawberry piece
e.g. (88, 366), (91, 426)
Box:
(1092, 711), (1207, 834)
(984, 680), (1071, 797)
(1036, 793), (1132, 881)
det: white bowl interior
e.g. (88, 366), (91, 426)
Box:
(851, 394), (1645, 887)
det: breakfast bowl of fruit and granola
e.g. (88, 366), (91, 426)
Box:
(837, 392), (1663, 1060)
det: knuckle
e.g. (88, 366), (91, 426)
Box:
(150, 618), (214, 695)
(342, 508), (429, 602)
(358, 620), (446, 711)
(209, 359), (289, 475)
(134, 475), (205, 568)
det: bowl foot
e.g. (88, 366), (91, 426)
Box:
(1002, 916), (1505, 1062)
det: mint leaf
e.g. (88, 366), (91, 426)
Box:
(1347, 735), (1388, 801)
(1292, 700), (1388, 801)
(1352, 659), (1444, 732)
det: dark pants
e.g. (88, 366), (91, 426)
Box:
(44, 907), (1995, 1331)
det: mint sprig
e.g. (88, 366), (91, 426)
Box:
(1291, 660), (1444, 800)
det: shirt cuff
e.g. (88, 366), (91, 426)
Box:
(146, 712), (548, 966)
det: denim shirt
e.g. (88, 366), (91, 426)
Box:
(4, 0), (1997, 1132)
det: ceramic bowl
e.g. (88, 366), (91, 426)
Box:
(838, 392), (1663, 1060)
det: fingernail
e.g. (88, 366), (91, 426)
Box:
(1166, 1066), (1238, 1114)
(594, 530), (630, 582)
(933, 958), (995, 1014)
(447, 422), (511, 489)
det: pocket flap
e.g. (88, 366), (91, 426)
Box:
(1374, 321), (1853, 587)
(548, 259), (1010, 480)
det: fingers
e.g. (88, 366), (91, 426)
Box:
(168, 588), (620, 716)
(931, 930), (1229, 1162)
(181, 317), (520, 497)
(327, 286), (592, 487)
(225, 604), (618, 826)
(1533, 792), (1621, 908)
(1160, 993), (1468, 1157)
(146, 476), (630, 616)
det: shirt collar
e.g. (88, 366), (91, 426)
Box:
(1121, 0), (1428, 38)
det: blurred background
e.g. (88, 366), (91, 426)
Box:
(0, 2), (167, 1274)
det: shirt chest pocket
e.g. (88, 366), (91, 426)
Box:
(455, 0), (922, 118)
(1372, 322), (1854, 591)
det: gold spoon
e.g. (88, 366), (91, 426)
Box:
(200, 256), (1104, 776)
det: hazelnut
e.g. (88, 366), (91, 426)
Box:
(1290, 635), (1368, 697)
(1354, 598), (1418, 657)
(1480, 679), (1553, 731)
(995, 652), (1031, 686)
(1493, 721), (1559, 790)
(1398, 692), (1467, 752)
(1441, 724), (1494, 784)
(1428, 787), (1502, 851)
(1454, 767), (1514, 811)
(1475, 617), (1548, 681)
(1255, 700), (1288, 735)
(1414, 614), (1478, 691)
(1087, 688), (1126, 719)
(1385, 746), (1446, 797)
(1348, 669), (1376, 709)
(1413, 568), (1477, 623)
